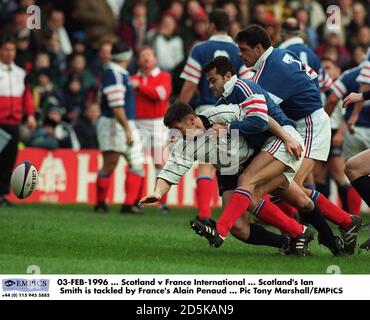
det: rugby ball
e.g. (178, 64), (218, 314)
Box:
(11, 161), (39, 199)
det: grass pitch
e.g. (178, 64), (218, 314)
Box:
(0, 204), (369, 274)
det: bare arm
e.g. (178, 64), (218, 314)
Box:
(346, 83), (370, 134)
(179, 80), (198, 103)
(139, 178), (172, 206)
(113, 108), (133, 145)
(325, 92), (340, 116)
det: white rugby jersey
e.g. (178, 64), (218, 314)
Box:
(158, 104), (255, 184)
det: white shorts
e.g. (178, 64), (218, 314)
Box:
(97, 116), (145, 165)
(296, 108), (331, 161)
(262, 125), (305, 184)
(135, 118), (169, 151)
(343, 126), (370, 160)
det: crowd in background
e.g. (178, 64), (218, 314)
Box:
(0, 0), (369, 151)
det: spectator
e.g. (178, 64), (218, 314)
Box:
(0, 0), (18, 28)
(44, 31), (67, 79)
(46, 107), (80, 150)
(316, 29), (352, 70)
(63, 74), (86, 123)
(73, 102), (100, 149)
(120, 0), (155, 53)
(27, 117), (59, 149)
(73, 0), (119, 50)
(0, 35), (36, 206)
(47, 9), (72, 55)
(150, 13), (185, 73)
(64, 54), (96, 98)
(120, 0), (161, 25)
(346, 2), (368, 49)
(221, 0), (242, 24)
(355, 25), (370, 51)
(295, 7), (318, 49)
(14, 29), (34, 72)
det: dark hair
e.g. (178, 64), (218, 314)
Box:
(0, 35), (16, 48)
(203, 56), (236, 76)
(281, 17), (300, 36)
(320, 56), (337, 65)
(164, 101), (196, 128)
(209, 9), (230, 32)
(236, 24), (272, 49)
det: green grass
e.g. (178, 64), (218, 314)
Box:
(0, 204), (369, 274)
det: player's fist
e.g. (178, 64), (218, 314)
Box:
(126, 129), (133, 145)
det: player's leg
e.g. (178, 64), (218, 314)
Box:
(121, 122), (145, 214)
(95, 151), (120, 212)
(313, 160), (330, 199)
(345, 149), (370, 207)
(195, 163), (214, 219)
(216, 151), (287, 238)
(273, 181), (343, 256)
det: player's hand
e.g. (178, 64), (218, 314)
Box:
(347, 113), (358, 134)
(212, 124), (228, 136)
(138, 193), (161, 206)
(125, 129), (133, 145)
(283, 135), (303, 160)
(131, 79), (140, 89)
(343, 92), (364, 108)
(26, 115), (37, 131)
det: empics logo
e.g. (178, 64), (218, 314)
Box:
(2, 279), (50, 292)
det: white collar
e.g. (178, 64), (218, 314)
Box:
(137, 66), (161, 77)
(0, 61), (15, 71)
(252, 46), (273, 71)
(279, 37), (304, 49)
(209, 34), (235, 44)
(223, 75), (238, 97)
(108, 62), (128, 74)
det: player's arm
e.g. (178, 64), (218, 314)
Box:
(140, 139), (194, 205)
(139, 178), (172, 205)
(113, 107), (133, 145)
(346, 83), (370, 134)
(325, 91), (340, 115)
(267, 116), (302, 160)
(179, 48), (201, 103)
(179, 80), (198, 103)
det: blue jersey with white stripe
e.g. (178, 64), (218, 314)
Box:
(101, 62), (136, 120)
(356, 47), (370, 85)
(331, 66), (370, 128)
(280, 38), (321, 73)
(180, 35), (250, 108)
(253, 48), (322, 120)
(216, 77), (296, 148)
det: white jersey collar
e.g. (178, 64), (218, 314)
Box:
(252, 46), (273, 71)
(279, 37), (304, 49)
(223, 75), (238, 97)
(209, 34), (235, 43)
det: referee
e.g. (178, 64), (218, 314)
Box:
(0, 35), (36, 206)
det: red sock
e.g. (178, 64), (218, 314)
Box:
(124, 171), (143, 205)
(216, 188), (252, 237)
(159, 194), (167, 204)
(276, 200), (298, 218)
(312, 191), (352, 229)
(254, 199), (303, 238)
(348, 186), (362, 216)
(196, 177), (213, 219)
(96, 171), (112, 203)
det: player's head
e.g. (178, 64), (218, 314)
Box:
(236, 25), (271, 67)
(203, 56), (236, 97)
(209, 9), (230, 34)
(0, 35), (16, 65)
(281, 17), (301, 40)
(321, 57), (340, 80)
(111, 42), (133, 65)
(164, 101), (205, 138)
(138, 46), (157, 72)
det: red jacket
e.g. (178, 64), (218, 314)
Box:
(131, 67), (172, 119)
(0, 62), (34, 125)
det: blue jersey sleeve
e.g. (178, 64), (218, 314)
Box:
(180, 44), (202, 84)
(102, 69), (126, 108)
